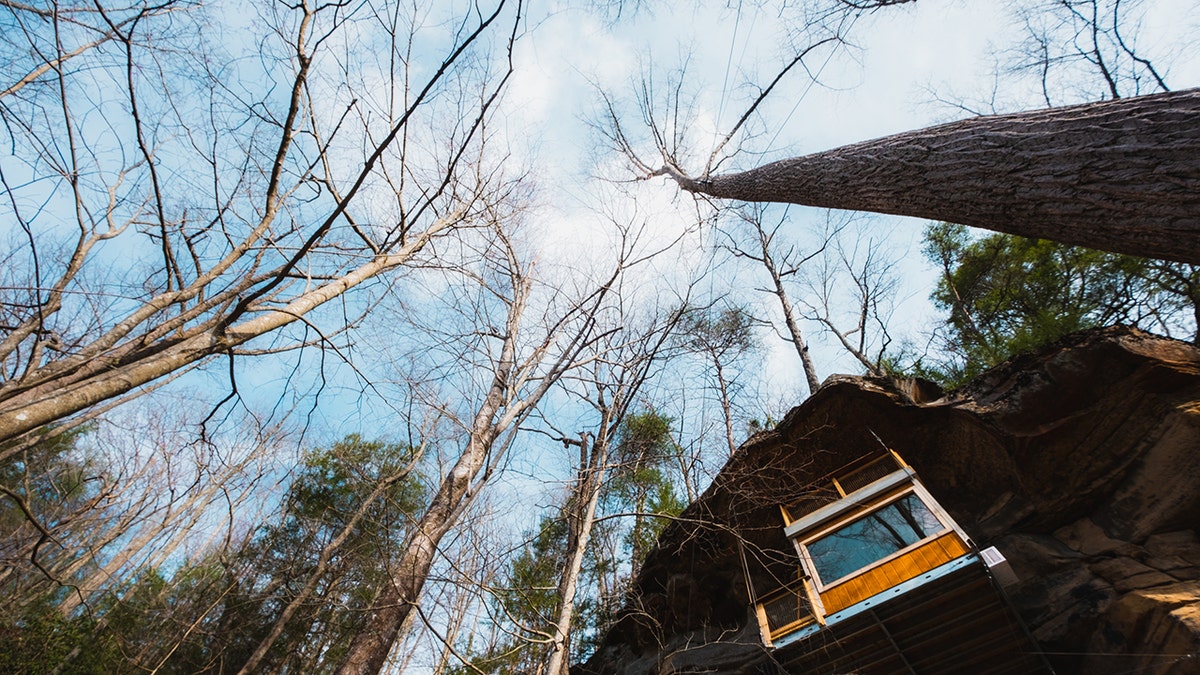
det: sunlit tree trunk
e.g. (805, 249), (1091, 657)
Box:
(336, 214), (618, 674)
(335, 280), (531, 675)
(664, 89), (1200, 263)
(546, 432), (607, 675)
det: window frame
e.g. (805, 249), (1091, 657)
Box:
(794, 485), (953, 591)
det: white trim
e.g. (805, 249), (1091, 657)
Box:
(811, 525), (953, 590)
(797, 487), (953, 590)
(909, 480), (973, 545)
(784, 467), (916, 539)
(814, 553), (979, 634)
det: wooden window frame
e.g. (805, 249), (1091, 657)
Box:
(793, 484), (960, 592)
(754, 574), (820, 646)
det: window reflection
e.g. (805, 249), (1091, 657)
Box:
(806, 493), (943, 584)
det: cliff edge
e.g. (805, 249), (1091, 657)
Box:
(580, 326), (1200, 675)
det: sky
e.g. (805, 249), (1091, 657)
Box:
(191, 0), (1200, 450)
(487, 0), (1200, 398)
(4, 1), (1198, 671)
(138, 0), (1200, 495)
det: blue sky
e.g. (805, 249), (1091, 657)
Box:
(492, 0), (1200, 399)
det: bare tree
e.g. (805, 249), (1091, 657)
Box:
(335, 205), (633, 674)
(0, 398), (286, 672)
(795, 218), (902, 376)
(0, 0), (524, 449)
(722, 206), (829, 394)
(679, 304), (759, 459)
(1, 1), (186, 101)
(596, 0), (1199, 264)
(1010, 0), (1171, 107)
(542, 266), (688, 675)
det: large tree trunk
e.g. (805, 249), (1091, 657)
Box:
(667, 89), (1200, 264)
(334, 352), (511, 675)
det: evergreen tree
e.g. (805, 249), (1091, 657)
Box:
(461, 412), (686, 673)
(207, 435), (426, 673)
(922, 223), (1199, 385)
(0, 434), (425, 674)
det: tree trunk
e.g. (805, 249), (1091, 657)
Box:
(668, 89), (1200, 264)
(334, 364), (509, 675)
(755, 235), (821, 394)
(546, 432), (607, 675)
(0, 225), (450, 448)
(713, 360), (737, 458)
(336, 270), (550, 675)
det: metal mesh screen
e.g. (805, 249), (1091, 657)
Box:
(761, 588), (811, 635)
(837, 454), (902, 495)
(784, 489), (840, 523)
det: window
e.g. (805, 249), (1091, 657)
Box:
(804, 492), (944, 585)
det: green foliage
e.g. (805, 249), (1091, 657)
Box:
(612, 410), (673, 467)
(595, 411), (684, 645)
(464, 515), (568, 675)
(608, 410), (684, 560)
(0, 426), (99, 537)
(0, 601), (121, 674)
(461, 411), (687, 673)
(0, 433), (424, 674)
(680, 305), (758, 358)
(922, 223), (1200, 385)
(204, 434), (425, 673)
(0, 563), (227, 674)
(608, 412), (684, 567)
(0, 427), (120, 673)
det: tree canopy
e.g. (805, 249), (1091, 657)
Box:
(3, 0), (1198, 672)
(922, 223), (1200, 385)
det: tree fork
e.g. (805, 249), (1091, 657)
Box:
(662, 88), (1200, 264)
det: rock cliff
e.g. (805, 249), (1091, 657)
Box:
(579, 326), (1200, 674)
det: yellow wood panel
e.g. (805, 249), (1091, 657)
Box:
(819, 533), (968, 615)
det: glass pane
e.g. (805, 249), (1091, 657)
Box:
(806, 493), (943, 584)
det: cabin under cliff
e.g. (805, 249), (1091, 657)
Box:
(751, 449), (1052, 673)
(579, 327), (1200, 675)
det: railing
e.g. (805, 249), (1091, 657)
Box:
(832, 450), (906, 496)
(780, 450), (909, 526)
(755, 577), (818, 644)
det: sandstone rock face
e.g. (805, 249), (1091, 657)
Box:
(580, 327), (1200, 675)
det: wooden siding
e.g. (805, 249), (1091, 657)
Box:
(819, 532), (969, 615)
